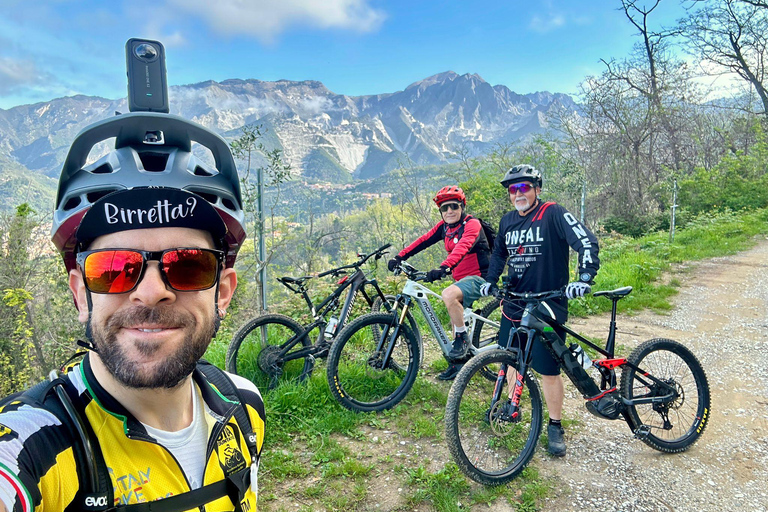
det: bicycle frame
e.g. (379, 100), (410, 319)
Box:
(495, 290), (681, 433)
(396, 279), (499, 359)
(257, 244), (395, 375)
(274, 269), (391, 364)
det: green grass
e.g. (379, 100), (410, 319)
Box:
(212, 207), (768, 511)
(569, 208), (768, 317)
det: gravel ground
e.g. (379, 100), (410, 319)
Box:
(538, 239), (768, 512)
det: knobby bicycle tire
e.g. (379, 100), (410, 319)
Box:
(470, 299), (505, 381)
(371, 294), (424, 366)
(227, 314), (312, 390)
(619, 338), (710, 453)
(326, 312), (421, 413)
(445, 349), (543, 485)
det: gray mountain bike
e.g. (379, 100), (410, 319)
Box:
(325, 261), (501, 413)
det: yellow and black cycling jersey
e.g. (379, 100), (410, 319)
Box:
(0, 355), (265, 512)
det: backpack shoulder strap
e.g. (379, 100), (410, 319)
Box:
(196, 361), (259, 462)
(0, 373), (113, 512)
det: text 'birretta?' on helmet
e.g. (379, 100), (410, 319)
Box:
(51, 112), (246, 272)
(500, 164), (543, 189)
(433, 186), (466, 206)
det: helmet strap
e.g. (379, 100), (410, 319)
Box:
(83, 289), (98, 353)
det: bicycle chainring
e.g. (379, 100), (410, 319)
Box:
(258, 345), (284, 379)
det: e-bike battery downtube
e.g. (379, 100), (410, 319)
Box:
(542, 332), (602, 398)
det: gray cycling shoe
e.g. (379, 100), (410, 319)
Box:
(547, 423), (566, 457)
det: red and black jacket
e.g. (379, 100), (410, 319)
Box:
(398, 214), (490, 280)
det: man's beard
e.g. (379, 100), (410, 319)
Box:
(514, 196), (532, 212)
(87, 305), (220, 389)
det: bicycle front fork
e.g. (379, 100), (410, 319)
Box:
(375, 299), (411, 365)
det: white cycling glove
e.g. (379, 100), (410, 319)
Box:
(480, 282), (499, 297)
(565, 281), (591, 299)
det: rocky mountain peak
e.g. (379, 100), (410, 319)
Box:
(0, 72), (577, 188)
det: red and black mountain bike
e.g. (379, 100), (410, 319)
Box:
(444, 285), (711, 485)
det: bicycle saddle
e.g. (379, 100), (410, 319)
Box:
(278, 276), (312, 285)
(593, 286), (633, 299)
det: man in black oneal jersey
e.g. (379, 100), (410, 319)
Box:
(480, 164), (599, 457)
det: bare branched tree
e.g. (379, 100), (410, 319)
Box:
(680, 0), (768, 115)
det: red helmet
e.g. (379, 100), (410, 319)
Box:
(433, 186), (466, 206)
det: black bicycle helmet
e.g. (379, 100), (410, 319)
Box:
(52, 112), (245, 271)
(500, 164), (542, 189)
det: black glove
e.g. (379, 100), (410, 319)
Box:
(425, 266), (449, 283)
(565, 281), (591, 299)
(387, 256), (402, 272)
(480, 282), (499, 297)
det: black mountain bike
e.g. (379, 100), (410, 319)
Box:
(226, 244), (420, 389)
(445, 285), (711, 485)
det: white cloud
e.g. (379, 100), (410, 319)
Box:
(300, 95), (333, 115)
(0, 56), (42, 94)
(529, 14), (566, 33)
(167, 0), (386, 43)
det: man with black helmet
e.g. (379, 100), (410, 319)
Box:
(480, 164), (599, 457)
(0, 114), (264, 512)
(388, 186), (491, 380)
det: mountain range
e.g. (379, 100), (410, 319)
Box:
(0, 71), (576, 210)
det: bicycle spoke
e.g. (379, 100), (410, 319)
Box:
(620, 338), (710, 452)
(445, 349), (542, 485)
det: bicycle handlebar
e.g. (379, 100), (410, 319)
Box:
(496, 288), (566, 301)
(278, 244), (393, 290)
(317, 243), (391, 277)
(392, 260), (429, 282)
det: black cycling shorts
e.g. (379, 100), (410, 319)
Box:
(497, 312), (564, 377)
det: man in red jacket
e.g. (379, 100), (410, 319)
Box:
(388, 186), (491, 380)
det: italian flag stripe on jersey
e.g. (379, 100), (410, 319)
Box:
(0, 462), (32, 512)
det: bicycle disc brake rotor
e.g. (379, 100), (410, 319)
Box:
(365, 352), (388, 379)
(489, 402), (516, 436)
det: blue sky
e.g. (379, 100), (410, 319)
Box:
(0, 0), (693, 110)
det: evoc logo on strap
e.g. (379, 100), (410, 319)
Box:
(83, 493), (109, 510)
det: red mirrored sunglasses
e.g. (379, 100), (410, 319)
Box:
(508, 183), (534, 194)
(76, 248), (224, 294)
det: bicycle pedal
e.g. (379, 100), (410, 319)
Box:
(634, 424), (652, 439)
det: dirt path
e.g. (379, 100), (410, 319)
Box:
(537, 237), (768, 511)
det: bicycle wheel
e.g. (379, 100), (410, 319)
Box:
(619, 338), (710, 453)
(445, 349), (543, 486)
(327, 312), (421, 413)
(371, 294), (423, 366)
(470, 299), (504, 381)
(227, 314), (312, 390)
